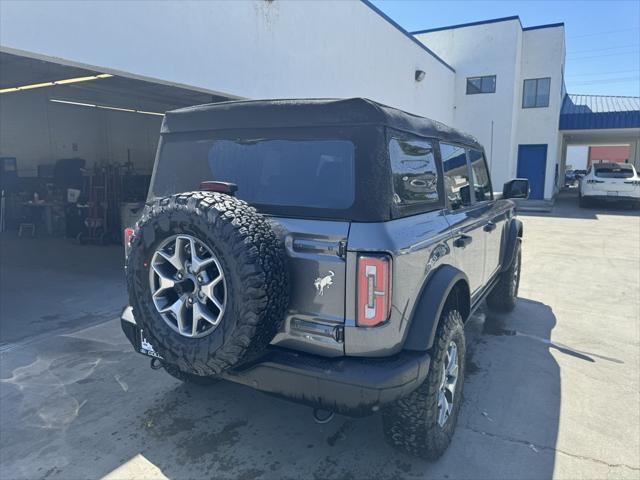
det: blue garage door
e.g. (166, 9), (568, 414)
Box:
(517, 144), (547, 200)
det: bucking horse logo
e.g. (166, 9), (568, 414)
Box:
(314, 271), (335, 296)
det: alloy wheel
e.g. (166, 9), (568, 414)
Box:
(511, 253), (521, 296)
(149, 234), (226, 338)
(437, 341), (459, 427)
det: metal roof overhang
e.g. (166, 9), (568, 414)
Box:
(0, 51), (233, 113)
(560, 94), (640, 131)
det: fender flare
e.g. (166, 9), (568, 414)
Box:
(403, 265), (470, 352)
(501, 218), (523, 272)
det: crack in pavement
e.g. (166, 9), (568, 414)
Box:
(462, 426), (640, 472)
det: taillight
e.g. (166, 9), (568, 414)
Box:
(124, 228), (135, 257)
(357, 254), (392, 327)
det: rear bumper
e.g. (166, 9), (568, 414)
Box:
(120, 306), (430, 415)
(582, 194), (640, 204)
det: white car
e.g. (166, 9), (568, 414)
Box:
(579, 163), (640, 208)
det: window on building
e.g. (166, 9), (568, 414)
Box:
(389, 138), (439, 205)
(466, 75), (496, 94)
(440, 143), (471, 210)
(523, 77), (551, 108)
(469, 149), (493, 202)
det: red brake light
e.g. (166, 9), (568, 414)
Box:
(199, 181), (238, 195)
(124, 228), (135, 255)
(357, 254), (392, 327)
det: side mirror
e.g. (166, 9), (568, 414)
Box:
(503, 178), (529, 199)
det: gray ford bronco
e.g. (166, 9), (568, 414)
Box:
(122, 98), (529, 459)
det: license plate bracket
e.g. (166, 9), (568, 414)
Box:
(139, 329), (163, 359)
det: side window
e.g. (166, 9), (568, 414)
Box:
(523, 77), (551, 108)
(469, 149), (493, 202)
(440, 143), (471, 210)
(466, 75), (497, 94)
(389, 137), (439, 205)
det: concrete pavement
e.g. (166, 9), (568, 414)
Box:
(0, 193), (638, 479)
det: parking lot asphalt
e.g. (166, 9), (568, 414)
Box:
(1, 193), (639, 480)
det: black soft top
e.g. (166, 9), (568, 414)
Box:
(162, 98), (480, 149)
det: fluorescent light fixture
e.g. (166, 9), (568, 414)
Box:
(97, 105), (136, 113)
(0, 73), (113, 94)
(55, 76), (101, 85)
(50, 99), (98, 108)
(137, 110), (166, 117)
(50, 98), (164, 116)
(18, 81), (55, 90)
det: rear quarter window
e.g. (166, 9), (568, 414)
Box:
(388, 137), (439, 206)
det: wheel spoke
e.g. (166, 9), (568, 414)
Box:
(209, 274), (224, 289)
(193, 301), (220, 327)
(447, 345), (458, 372)
(438, 392), (449, 426)
(159, 297), (187, 332)
(152, 267), (176, 297)
(157, 237), (188, 272)
(188, 239), (217, 273)
(447, 365), (459, 383)
(445, 379), (457, 396)
(191, 304), (201, 336)
(210, 294), (224, 312)
(436, 341), (460, 427)
(201, 275), (225, 311)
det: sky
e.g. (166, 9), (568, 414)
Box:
(370, 0), (640, 97)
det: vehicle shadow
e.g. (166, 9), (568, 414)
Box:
(452, 297), (562, 479)
(0, 298), (564, 480)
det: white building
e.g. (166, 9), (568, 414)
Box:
(414, 16), (566, 200)
(1, 1), (638, 200)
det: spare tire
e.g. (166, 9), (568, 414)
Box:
(126, 191), (289, 376)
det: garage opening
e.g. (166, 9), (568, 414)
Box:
(0, 51), (232, 346)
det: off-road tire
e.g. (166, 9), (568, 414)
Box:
(163, 363), (220, 386)
(382, 309), (466, 460)
(126, 191), (289, 376)
(486, 238), (521, 313)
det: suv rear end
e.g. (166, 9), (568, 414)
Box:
(121, 100), (427, 414)
(147, 119), (394, 357)
(580, 163), (640, 207)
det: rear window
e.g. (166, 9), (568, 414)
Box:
(594, 165), (635, 178)
(152, 137), (355, 209)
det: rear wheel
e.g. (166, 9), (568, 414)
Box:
(382, 308), (465, 460)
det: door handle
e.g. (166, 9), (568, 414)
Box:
(453, 235), (473, 248)
(483, 222), (497, 232)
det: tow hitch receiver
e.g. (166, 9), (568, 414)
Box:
(312, 408), (335, 424)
